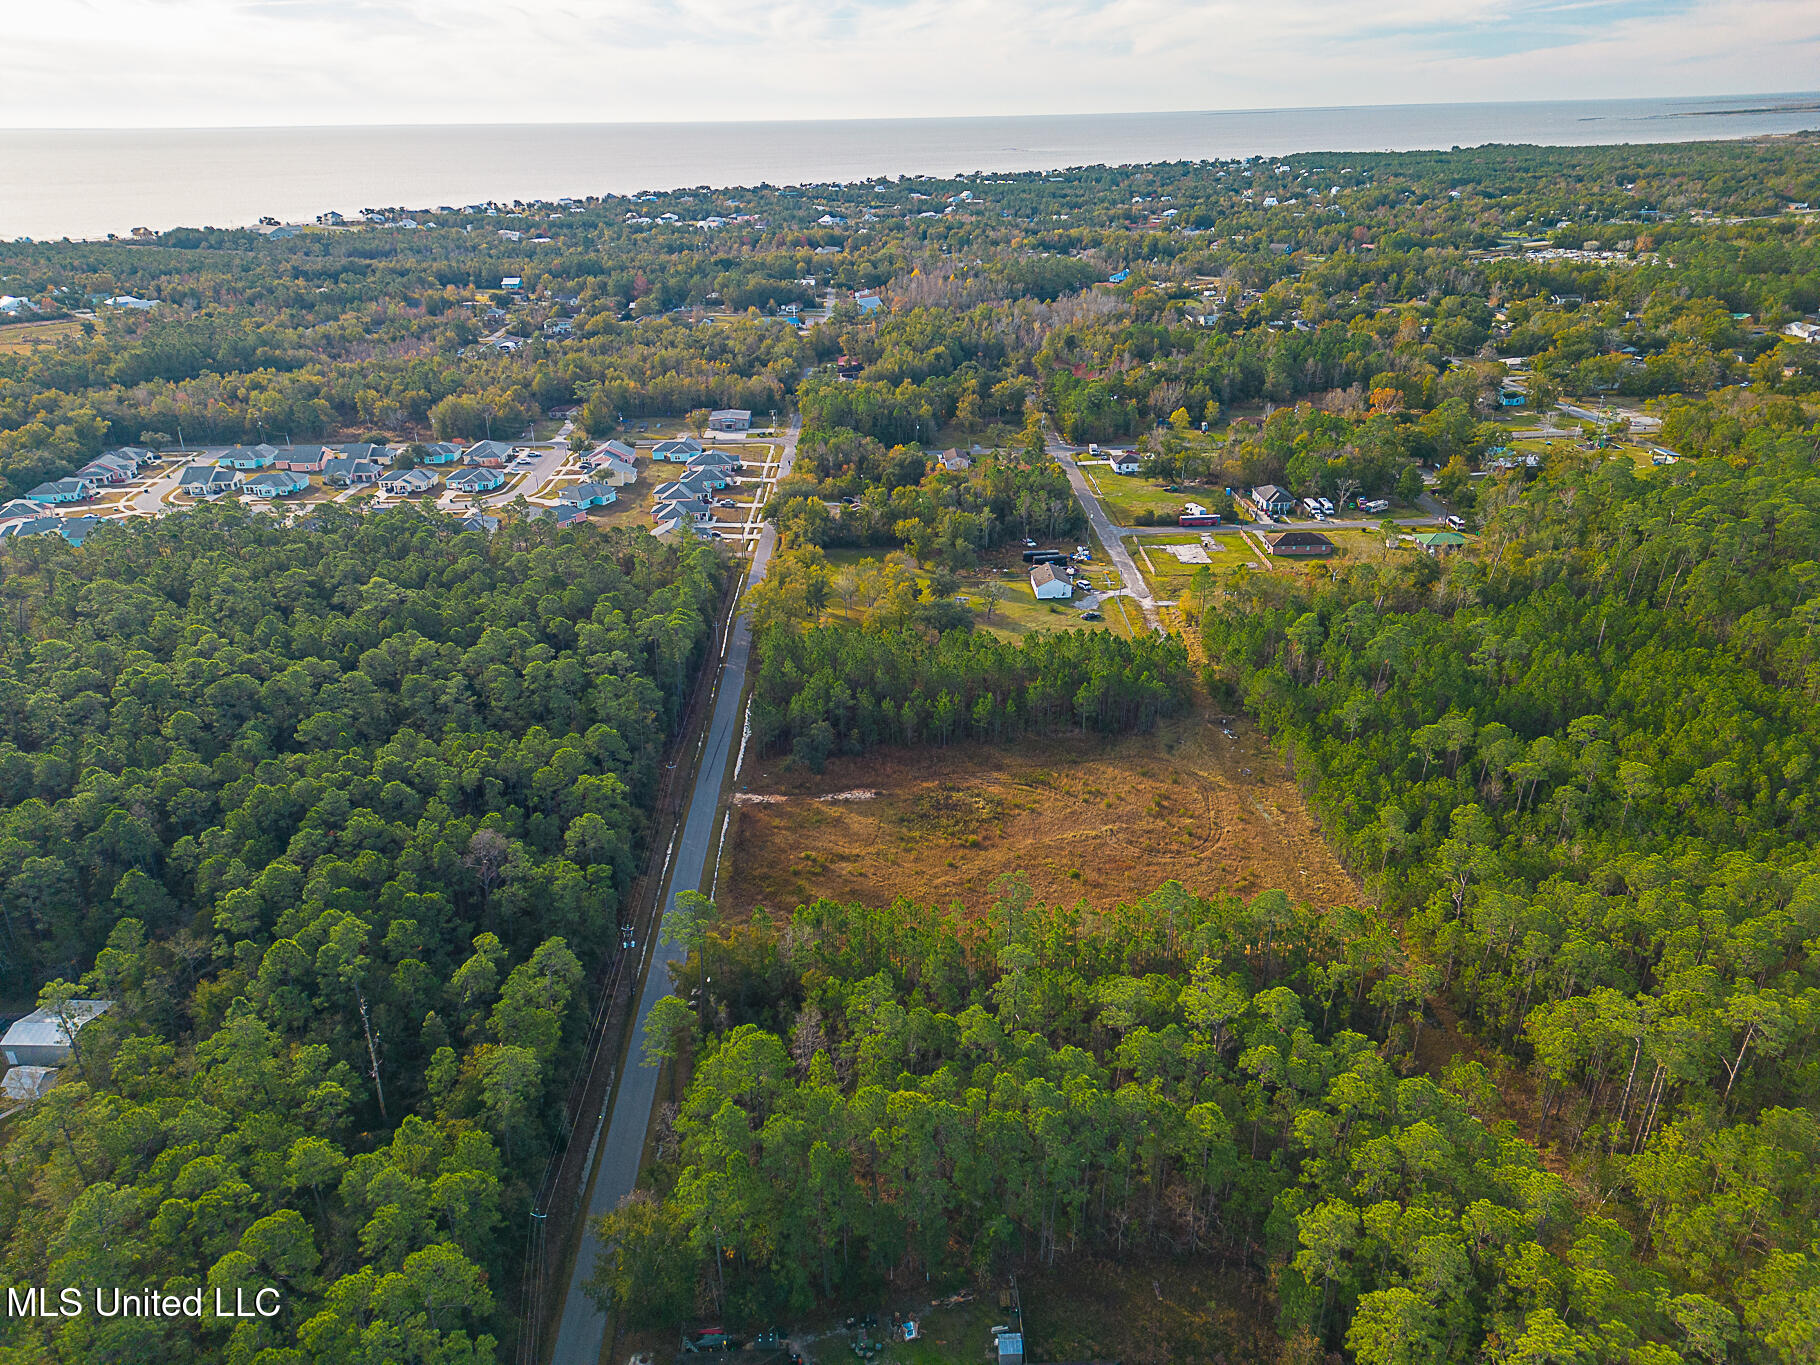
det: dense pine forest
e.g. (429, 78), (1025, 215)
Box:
(1, 128), (1819, 1364)
(0, 510), (722, 1362)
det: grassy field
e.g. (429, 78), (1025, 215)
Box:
(0, 319), (81, 353)
(722, 704), (1362, 922)
(1081, 466), (1206, 525)
(814, 547), (1131, 641)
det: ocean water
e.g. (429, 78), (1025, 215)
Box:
(2, 93), (1816, 241)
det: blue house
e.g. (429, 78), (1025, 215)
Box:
(243, 470), (311, 497)
(422, 442), (466, 465)
(558, 482), (616, 509)
(1499, 389), (1527, 407)
(652, 436), (704, 463)
(218, 444), (279, 470)
(447, 466), (505, 495)
(26, 478), (92, 504)
(1108, 269), (1130, 284)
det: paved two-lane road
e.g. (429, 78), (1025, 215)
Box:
(546, 417), (799, 1365)
(1051, 444), (1161, 631)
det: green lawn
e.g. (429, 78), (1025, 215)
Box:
(1082, 467), (1201, 525)
(810, 549), (1128, 639)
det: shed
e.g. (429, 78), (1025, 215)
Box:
(1030, 563), (1073, 599)
(997, 1332), (1024, 1365)
(2, 1000), (113, 1068)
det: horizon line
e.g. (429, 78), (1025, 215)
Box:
(4, 88), (1819, 136)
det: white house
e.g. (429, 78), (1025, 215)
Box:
(1030, 563), (1073, 600)
(1110, 452), (1142, 475)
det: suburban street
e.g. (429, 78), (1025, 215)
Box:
(546, 417), (799, 1365)
(1052, 445), (1162, 631)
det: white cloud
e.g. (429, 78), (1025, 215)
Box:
(4, 0), (1817, 126)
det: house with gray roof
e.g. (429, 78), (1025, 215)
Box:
(180, 466), (244, 498)
(26, 478), (92, 504)
(272, 444), (329, 472)
(652, 436), (705, 462)
(447, 466), (505, 495)
(558, 482), (616, 509)
(422, 442), (466, 465)
(219, 444), (280, 470)
(244, 470), (311, 498)
(463, 440), (515, 467)
(321, 457), (381, 487)
(380, 467), (439, 496)
(708, 408), (751, 432)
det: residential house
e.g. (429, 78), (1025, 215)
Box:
(102, 446), (157, 469)
(321, 457), (381, 487)
(1784, 321), (1820, 343)
(75, 454), (136, 485)
(446, 466), (505, 495)
(458, 512), (501, 534)
(936, 449), (972, 473)
(1265, 529), (1335, 557)
(558, 482), (616, 509)
(853, 293), (882, 314)
(271, 444), (329, 472)
(688, 447), (740, 471)
(681, 464), (730, 491)
(1414, 530), (1468, 555)
(1498, 388), (1527, 407)
(180, 466), (244, 498)
(463, 440), (515, 467)
(27, 478), (92, 504)
(2, 1001), (114, 1068)
(380, 468), (439, 496)
(1110, 452), (1142, 475)
(1030, 563), (1073, 599)
(652, 495), (713, 524)
(1250, 484), (1296, 517)
(54, 516), (102, 546)
(652, 436), (704, 462)
(421, 442), (466, 465)
(532, 504), (589, 526)
(591, 455), (638, 485)
(218, 444), (279, 470)
(0, 499), (41, 522)
(594, 438), (636, 462)
(243, 470), (311, 498)
(332, 442), (392, 465)
(708, 408), (751, 432)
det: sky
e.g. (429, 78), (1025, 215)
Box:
(7, 0), (1820, 128)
